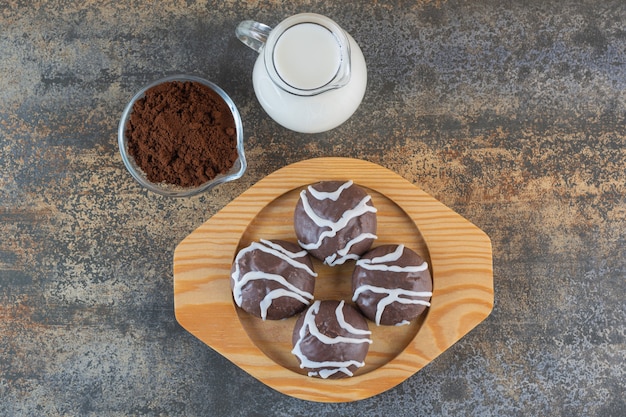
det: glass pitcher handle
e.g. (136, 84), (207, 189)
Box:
(236, 20), (272, 53)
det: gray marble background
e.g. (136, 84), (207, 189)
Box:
(1, 1), (624, 416)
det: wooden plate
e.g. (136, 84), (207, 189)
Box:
(173, 157), (493, 402)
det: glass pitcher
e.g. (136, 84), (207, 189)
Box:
(236, 13), (367, 134)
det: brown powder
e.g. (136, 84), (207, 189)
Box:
(125, 80), (238, 188)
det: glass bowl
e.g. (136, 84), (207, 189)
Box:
(118, 74), (246, 197)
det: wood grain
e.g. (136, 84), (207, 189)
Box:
(173, 157), (493, 402)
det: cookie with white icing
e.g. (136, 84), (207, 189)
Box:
(231, 239), (317, 320)
(292, 300), (372, 379)
(352, 244), (432, 326)
(294, 180), (377, 266)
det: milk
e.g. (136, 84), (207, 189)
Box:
(238, 13), (368, 134)
(273, 23), (342, 91)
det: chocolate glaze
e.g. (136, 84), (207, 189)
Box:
(231, 239), (316, 320)
(352, 244), (432, 326)
(292, 300), (372, 379)
(294, 181), (377, 266)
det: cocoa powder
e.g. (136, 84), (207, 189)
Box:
(125, 80), (238, 188)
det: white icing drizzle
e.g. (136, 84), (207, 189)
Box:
(291, 300), (372, 379)
(307, 180), (354, 201)
(335, 301), (373, 337)
(298, 181), (377, 264)
(313, 368), (349, 379)
(259, 288), (312, 320)
(325, 253), (360, 267)
(306, 302), (372, 345)
(261, 238), (309, 260)
(352, 285), (432, 325)
(232, 240), (317, 279)
(368, 244), (406, 264)
(324, 232), (378, 266)
(234, 271), (314, 310)
(299, 194), (376, 245)
(231, 240), (316, 320)
(356, 244), (429, 273)
(353, 245), (432, 325)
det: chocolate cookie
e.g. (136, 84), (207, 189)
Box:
(352, 244), (432, 326)
(294, 180), (377, 266)
(231, 239), (317, 320)
(292, 300), (372, 379)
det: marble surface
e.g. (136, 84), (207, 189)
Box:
(1, 1), (624, 416)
